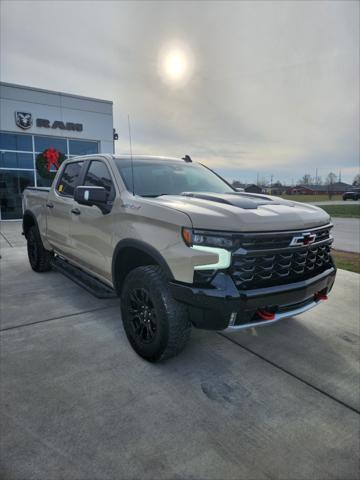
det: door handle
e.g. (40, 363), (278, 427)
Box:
(71, 208), (81, 215)
(46, 202), (54, 209)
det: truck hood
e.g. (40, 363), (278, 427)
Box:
(154, 192), (331, 231)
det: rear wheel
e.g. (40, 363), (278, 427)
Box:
(27, 225), (52, 272)
(121, 265), (191, 362)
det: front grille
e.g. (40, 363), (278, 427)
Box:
(235, 225), (331, 250)
(230, 226), (334, 290)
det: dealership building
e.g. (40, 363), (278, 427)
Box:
(0, 82), (114, 219)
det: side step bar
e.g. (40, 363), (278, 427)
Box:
(50, 256), (117, 299)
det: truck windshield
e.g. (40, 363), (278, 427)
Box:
(114, 158), (234, 197)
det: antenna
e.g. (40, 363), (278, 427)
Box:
(127, 114), (135, 196)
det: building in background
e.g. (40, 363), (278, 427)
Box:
(285, 183), (351, 195)
(0, 82), (114, 219)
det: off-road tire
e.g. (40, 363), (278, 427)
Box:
(27, 225), (52, 272)
(121, 265), (191, 362)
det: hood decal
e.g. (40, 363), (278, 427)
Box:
(180, 192), (283, 210)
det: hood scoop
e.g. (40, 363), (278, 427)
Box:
(181, 192), (280, 209)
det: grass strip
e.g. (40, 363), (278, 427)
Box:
(319, 205), (360, 218)
(332, 249), (360, 274)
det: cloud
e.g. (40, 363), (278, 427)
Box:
(1, 0), (359, 183)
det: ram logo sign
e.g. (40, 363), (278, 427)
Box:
(15, 112), (33, 130)
(14, 111), (83, 132)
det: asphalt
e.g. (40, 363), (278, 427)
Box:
(312, 200), (360, 206)
(1, 222), (359, 480)
(309, 201), (360, 252)
(332, 217), (360, 253)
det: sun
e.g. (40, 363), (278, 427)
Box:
(163, 50), (187, 80)
(159, 43), (194, 87)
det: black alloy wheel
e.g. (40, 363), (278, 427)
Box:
(128, 288), (157, 344)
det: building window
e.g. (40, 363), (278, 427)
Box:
(0, 152), (34, 169)
(0, 132), (32, 151)
(0, 131), (100, 219)
(36, 172), (55, 188)
(0, 170), (35, 220)
(34, 136), (67, 154)
(69, 140), (98, 156)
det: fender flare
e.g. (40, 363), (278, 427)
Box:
(111, 238), (174, 286)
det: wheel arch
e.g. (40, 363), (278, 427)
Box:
(22, 210), (39, 239)
(112, 239), (174, 295)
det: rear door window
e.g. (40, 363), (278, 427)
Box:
(57, 161), (83, 197)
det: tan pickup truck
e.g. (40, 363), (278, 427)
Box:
(23, 154), (336, 361)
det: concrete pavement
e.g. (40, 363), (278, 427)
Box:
(1, 224), (359, 479)
(0, 220), (26, 249)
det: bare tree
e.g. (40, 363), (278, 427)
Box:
(298, 174), (312, 185)
(325, 172), (337, 199)
(353, 174), (360, 186)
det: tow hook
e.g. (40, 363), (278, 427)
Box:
(314, 293), (328, 302)
(257, 309), (276, 321)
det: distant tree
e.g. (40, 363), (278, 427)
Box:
(325, 172), (337, 185)
(273, 180), (283, 187)
(353, 174), (360, 186)
(325, 172), (337, 199)
(298, 174), (312, 185)
(259, 177), (269, 187)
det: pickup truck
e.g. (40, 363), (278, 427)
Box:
(23, 154), (336, 362)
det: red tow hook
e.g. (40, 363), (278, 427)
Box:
(257, 309), (276, 321)
(314, 293), (328, 302)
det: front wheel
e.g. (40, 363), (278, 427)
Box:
(27, 225), (52, 272)
(121, 266), (191, 362)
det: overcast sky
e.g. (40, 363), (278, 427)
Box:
(1, 0), (359, 184)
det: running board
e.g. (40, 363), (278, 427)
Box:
(50, 256), (117, 299)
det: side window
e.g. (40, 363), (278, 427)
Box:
(57, 161), (83, 197)
(83, 161), (115, 201)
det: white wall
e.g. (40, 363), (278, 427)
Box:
(0, 83), (114, 153)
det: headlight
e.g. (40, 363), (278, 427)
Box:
(182, 227), (234, 249)
(182, 227), (233, 270)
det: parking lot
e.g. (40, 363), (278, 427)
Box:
(1, 222), (359, 480)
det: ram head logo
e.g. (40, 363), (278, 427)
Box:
(15, 112), (33, 130)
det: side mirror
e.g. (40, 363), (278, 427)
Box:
(74, 186), (109, 213)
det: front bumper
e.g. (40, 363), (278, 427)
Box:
(169, 267), (336, 331)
